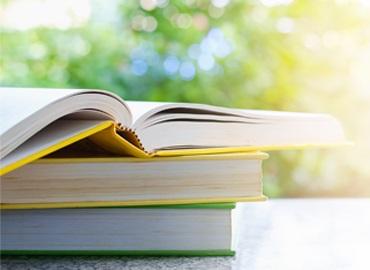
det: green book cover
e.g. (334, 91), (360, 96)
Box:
(108, 202), (236, 209)
(1, 250), (235, 256)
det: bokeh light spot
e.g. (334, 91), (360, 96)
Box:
(163, 55), (180, 75)
(179, 61), (196, 80)
(131, 59), (148, 76)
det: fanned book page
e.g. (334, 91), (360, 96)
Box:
(0, 87), (347, 175)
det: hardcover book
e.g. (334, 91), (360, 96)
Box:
(1, 153), (266, 209)
(0, 88), (346, 175)
(1, 203), (237, 256)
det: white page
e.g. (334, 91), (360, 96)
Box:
(0, 88), (82, 137)
(0, 88), (131, 159)
(127, 101), (168, 124)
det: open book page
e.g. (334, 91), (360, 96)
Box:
(127, 101), (168, 124)
(0, 88), (131, 159)
(0, 88), (81, 138)
(126, 101), (346, 152)
(129, 101), (269, 130)
(129, 101), (337, 130)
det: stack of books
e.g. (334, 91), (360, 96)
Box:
(0, 88), (346, 256)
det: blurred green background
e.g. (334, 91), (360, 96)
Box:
(1, 0), (369, 197)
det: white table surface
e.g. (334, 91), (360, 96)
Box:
(2, 199), (370, 270)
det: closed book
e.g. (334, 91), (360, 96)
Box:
(1, 153), (267, 209)
(1, 203), (236, 256)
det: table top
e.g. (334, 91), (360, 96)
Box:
(2, 199), (370, 270)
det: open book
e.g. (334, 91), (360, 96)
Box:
(0, 88), (346, 175)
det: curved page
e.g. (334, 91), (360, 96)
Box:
(0, 88), (131, 159)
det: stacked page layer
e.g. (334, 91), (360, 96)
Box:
(1, 203), (236, 256)
(1, 153), (267, 209)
